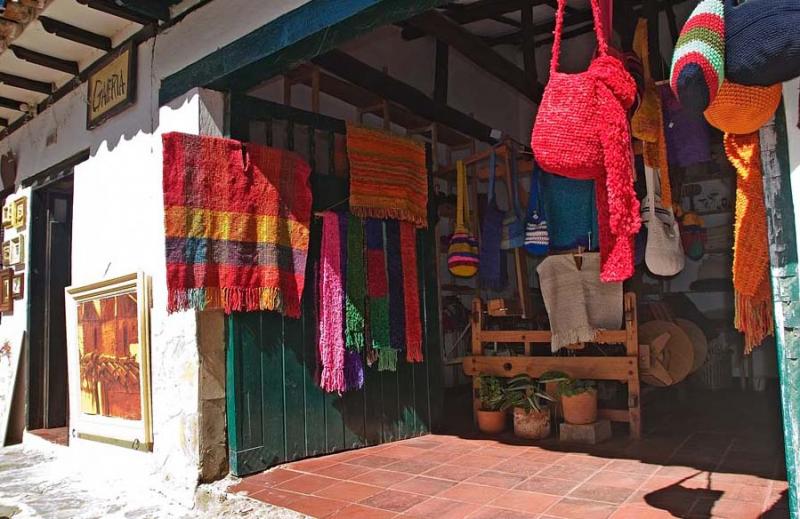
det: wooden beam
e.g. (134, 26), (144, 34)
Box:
(112, 0), (170, 21)
(487, 7), (593, 46)
(433, 39), (448, 104)
(520, 4), (537, 85)
(0, 118), (8, 127)
(39, 16), (112, 51)
(312, 50), (496, 143)
(0, 71), (53, 95)
(76, 0), (156, 25)
(402, 0), (547, 40)
(0, 95), (27, 112)
(10, 45), (79, 75)
(407, 10), (541, 101)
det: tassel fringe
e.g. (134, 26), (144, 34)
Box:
(378, 348), (398, 372)
(168, 287), (296, 317)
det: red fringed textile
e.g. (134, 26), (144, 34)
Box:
(162, 133), (312, 317)
(400, 222), (423, 362)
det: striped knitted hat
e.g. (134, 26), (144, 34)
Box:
(670, 0), (725, 114)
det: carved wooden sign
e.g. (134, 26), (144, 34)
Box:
(87, 42), (137, 130)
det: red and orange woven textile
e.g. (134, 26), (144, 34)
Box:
(162, 132), (312, 317)
(346, 123), (428, 228)
(725, 132), (773, 353)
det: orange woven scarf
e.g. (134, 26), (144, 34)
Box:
(725, 132), (773, 353)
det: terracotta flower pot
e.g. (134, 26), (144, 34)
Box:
(562, 390), (598, 425)
(476, 409), (506, 434)
(513, 407), (551, 439)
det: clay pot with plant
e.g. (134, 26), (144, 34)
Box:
(476, 374), (506, 434)
(501, 374), (555, 440)
(541, 371), (598, 425)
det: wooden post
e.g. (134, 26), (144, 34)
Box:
(310, 66), (320, 113)
(283, 76), (292, 106)
(624, 292), (642, 439)
(503, 145), (530, 319)
(471, 298), (484, 423)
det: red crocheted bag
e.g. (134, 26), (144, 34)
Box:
(531, 0), (640, 282)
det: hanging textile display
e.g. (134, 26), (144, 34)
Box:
(642, 167), (685, 277)
(162, 132), (312, 317)
(537, 253), (623, 352)
(632, 18), (672, 210)
(500, 147), (526, 250)
(345, 214), (366, 351)
(365, 219), (396, 371)
(669, 0), (725, 113)
(318, 212), (346, 393)
(524, 165), (549, 256)
(705, 81), (782, 135)
(338, 213), (364, 391)
(540, 172), (598, 253)
(725, 133), (773, 353)
(400, 222), (423, 363)
(448, 160), (479, 277)
(660, 84), (711, 168)
(386, 220), (407, 352)
(479, 151), (507, 291)
(345, 123), (428, 228)
(531, 0), (640, 283)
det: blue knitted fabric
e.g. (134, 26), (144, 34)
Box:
(541, 172), (599, 252)
(725, 0), (800, 86)
(479, 152), (507, 291)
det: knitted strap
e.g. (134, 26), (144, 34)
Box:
(528, 165), (542, 217)
(551, 0), (609, 75)
(456, 160), (466, 227)
(508, 146), (523, 219)
(487, 150), (497, 206)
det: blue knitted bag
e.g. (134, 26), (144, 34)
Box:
(725, 0), (800, 86)
(541, 171), (599, 252)
(523, 165), (549, 256)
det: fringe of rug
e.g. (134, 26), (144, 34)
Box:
(351, 206), (427, 229)
(735, 282), (774, 354)
(168, 287), (296, 316)
(551, 326), (598, 352)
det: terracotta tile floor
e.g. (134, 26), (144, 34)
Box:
(230, 390), (790, 518)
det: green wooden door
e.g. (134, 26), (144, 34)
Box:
(225, 94), (443, 476)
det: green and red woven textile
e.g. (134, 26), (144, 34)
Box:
(162, 132), (312, 317)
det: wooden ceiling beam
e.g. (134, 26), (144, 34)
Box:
(402, 0), (547, 40)
(10, 45), (79, 75)
(76, 0), (156, 25)
(407, 10), (542, 102)
(312, 50), (496, 143)
(0, 118), (8, 127)
(39, 16), (112, 51)
(0, 71), (53, 95)
(112, 0), (170, 22)
(0, 95), (28, 112)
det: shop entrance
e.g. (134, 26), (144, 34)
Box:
(225, 95), (444, 476)
(27, 175), (74, 443)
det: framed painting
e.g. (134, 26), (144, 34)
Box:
(12, 273), (23, 300)
(12, 197), (26, 230)
(65, 272), (153, 451)
(1, 202), (12, 229)
(0, 269), (13, 313)
(9, 236), (24, 267)
(1, 242), (9, 267)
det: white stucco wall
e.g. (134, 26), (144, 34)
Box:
(0, 0), (315, 507)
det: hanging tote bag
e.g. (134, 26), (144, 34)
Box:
(669, 0), (725, 113)
(725, 0), (800, 86)
(500, 147), (525, 250)
(448, 160), (479, 278)
(524, 165), (549, 256)
(643, 166), (685, 277)
(480, 151), (507, 290)
(531, 0), (639, 283)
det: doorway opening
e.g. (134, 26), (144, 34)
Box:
(27, 175), (74, 446)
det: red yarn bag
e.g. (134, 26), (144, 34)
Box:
(531, 0), (640, 282)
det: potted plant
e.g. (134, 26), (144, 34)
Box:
(541, 371), (598, 425)
(501, 374), (555, 440)
(476, 374), (506, 434)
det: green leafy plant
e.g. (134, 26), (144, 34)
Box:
(501, 374), (555, 413)
(539, 370), (597, 397)
(478, 374), (505, 412)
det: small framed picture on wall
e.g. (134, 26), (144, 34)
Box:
(0, 269), (14, 313)
(1, 203), (12, 229)
(12, 197), (26, 230)
(9, 236), (24, 267)
(2, 242), (10, 268)
(11, 273), (23, 300)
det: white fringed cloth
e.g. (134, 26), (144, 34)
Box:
(537, 253), (623, 352)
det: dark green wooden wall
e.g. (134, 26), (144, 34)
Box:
(225, 95), (443, 476)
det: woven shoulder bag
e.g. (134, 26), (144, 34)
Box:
(448, 160), (479, 278)
(531, 0), (636, 180)
(500, 146), (526, 250)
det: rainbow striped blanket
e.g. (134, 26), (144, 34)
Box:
(162, 132), (312, 317)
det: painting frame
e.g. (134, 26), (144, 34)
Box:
(12, 197), (26, 230)
(1, 202), (12, 229)
(0, 269), (13, 313)
(9, 235), (24, 267)
(12, 273), (23, 300)
(65, 272), (153, 451)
